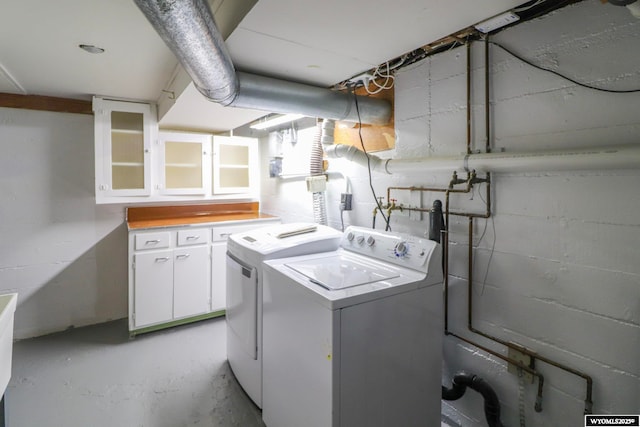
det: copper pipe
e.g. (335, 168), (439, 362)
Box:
(464, 47), (592, 408)
(389, 178), (592, 412)
(485, 36), (491, 154)
(437, 177), (591, 414)
(486, 172), (492, 217)
(386, 185), (471, 203)
(466, 213), (594, 414)
(444, 221), (545, 412)
(443, 229), (450, 332)
(445, 190), (452, 334)
(468, 217), (474, 331)
(410, 36), (593, 415)
(446, 331), (545, 411)
(467, 41), (472, 155)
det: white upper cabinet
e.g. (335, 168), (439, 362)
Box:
(93, 98), (259, 204)
(93, 97), (156, 203)
(158, 131), (211, 196)
(213, 136), (258, 195)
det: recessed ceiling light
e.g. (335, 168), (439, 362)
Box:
(79, 44), (105, 54)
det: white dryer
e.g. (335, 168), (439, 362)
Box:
(225, 223), (342, 408)
(262, 226), (443, 427)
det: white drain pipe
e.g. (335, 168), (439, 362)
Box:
(324, 144), (640, 174)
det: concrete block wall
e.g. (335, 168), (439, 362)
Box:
(0, 107), (128, 339)
(260, 1), (640, 425)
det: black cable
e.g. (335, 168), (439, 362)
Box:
(490, 40), (640, 94)
(352, 89), (391, 231)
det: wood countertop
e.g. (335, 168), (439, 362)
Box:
(126, 202), (278, 230)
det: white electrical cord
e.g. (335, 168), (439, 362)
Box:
(365, 62), (395, 94)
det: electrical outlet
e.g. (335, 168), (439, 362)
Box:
(508, 346), (535, 384)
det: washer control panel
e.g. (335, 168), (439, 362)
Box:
(340, 226), (439, 271)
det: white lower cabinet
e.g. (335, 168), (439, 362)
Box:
(173, 246), (210, 318)
(129, 227), (211, 334)
(128, 218), (279, 336)
(133, 250), (174, 327)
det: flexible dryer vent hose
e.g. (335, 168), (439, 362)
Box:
(310, 122), (327, 225)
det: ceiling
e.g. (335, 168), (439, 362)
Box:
(2, 0), (533, 132)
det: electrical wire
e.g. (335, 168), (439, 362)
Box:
(490, 40), (640, 93)
(353, 90), (391, 231)
(336, 55), (408, 93)
(470, 185), (495, 296)
(365, 62), (395, 95)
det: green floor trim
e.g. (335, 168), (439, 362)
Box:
(130, 310), (226, 337)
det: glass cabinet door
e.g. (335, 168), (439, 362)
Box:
(212, 136), (257, 194)
(111, 111), (145, 190)
(158, 131), (211, 195)
(93, 97), (154, 202)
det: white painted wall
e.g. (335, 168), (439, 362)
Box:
(260, 1), (640, 425)
(0, 107), (127, 339)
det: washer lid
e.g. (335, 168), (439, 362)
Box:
(285, 254), (400, 290)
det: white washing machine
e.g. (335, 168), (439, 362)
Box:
(262, 226), (443, 427)
(225, 222), (342, 408)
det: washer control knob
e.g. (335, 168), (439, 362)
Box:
(356, 235), (365, 245)
(366, 236), (375, 246)
(394, 241), (408, 257)
(346, 231), (355, 241)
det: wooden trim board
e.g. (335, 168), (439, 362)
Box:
(0, 92), (93, 115)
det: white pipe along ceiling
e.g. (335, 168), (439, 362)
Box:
(323, 143), (640, 174)
(133, 0), (391, 125)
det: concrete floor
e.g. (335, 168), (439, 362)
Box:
(6, 317), (458, 427)
(6, 318), (264, 427)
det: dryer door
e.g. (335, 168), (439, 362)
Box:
(226, 252), (258, 359)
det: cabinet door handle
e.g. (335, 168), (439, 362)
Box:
(219, 233), (231, 238)
(155, 257), (170, 262)
(146, 239), (160, 244)
(176, 254), (190, 260)
(186, 236), (200, 240)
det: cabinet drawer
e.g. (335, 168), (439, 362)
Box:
(177, 228), (210, 246)
(134, 232), (171, 251)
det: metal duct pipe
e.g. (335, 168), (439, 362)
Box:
(134, 0), (392, 125)
(134, 0), (238, 104)
(325, 144), (640, 174)
(234, 73), (390, 125)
